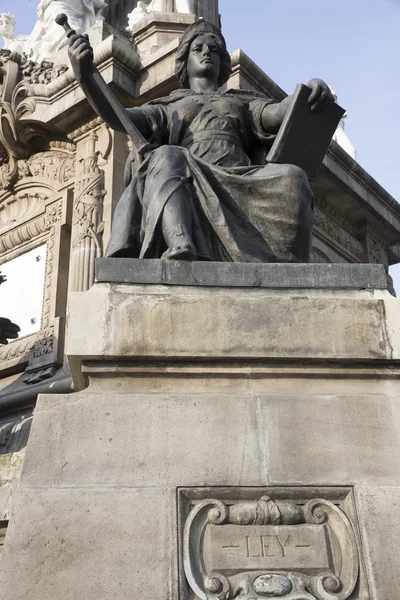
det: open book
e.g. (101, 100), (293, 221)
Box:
(266, 83), (345, 181)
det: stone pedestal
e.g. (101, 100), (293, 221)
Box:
(0, 262), (399, 599)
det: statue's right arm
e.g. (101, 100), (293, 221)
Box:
(68, 34), (151, 139)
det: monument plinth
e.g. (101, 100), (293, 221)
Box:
(0, 263), (399, 598)
(1, 3), (400, 598)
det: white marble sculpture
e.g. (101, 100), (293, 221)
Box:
(127, 0), (192, 30)
(330, 87), (357, 160)
(25, 0), (107, 64)
(0, 13), (28, 54)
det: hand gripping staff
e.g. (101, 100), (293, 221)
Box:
(56, 13), (153, 163)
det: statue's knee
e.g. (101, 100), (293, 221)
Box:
(151, 145), (184, 167)
(283, 164), (309, 185)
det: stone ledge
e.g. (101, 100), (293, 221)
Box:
(95, 259), (388, 290)
(68, 276), (400, 391)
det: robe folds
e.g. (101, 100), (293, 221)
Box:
(106, 89), (315, 262)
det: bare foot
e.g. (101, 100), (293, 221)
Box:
(162, 243), (197, 261)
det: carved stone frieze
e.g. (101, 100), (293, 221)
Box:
(0, 50), (68, 86)
(314, 209), (363, 261)
(31, 325), (55, 360)
(23, 324), (57, 385)
(19, 59), (68, 86)
(0, 333), (37, 364)
(183, 492), (360, 600)
(17, 151), (76, 184)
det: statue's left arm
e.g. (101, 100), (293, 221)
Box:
(261, 78), (334, 133)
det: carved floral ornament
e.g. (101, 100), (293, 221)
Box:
(183, 495), (359, 600)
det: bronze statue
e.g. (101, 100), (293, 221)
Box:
(66, 19), (335, 262)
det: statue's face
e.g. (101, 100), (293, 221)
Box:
(0, 14), (15, 38)
(187, 33), (221, 85)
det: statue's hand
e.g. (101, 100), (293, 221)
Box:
(0, 317), (20, 345)
(307, 79), (335, 112)
(68, 33), (94, 84)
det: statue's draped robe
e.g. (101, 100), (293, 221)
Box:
(106, 89), (315, 262)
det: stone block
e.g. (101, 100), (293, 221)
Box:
(67, 278), (400, 391)
(95, 259), (389, 289)
(19, 392), (263, 489)
(259, 393), (400, 486)
(355, 486), (400, 597)
(0, 487), (177, 600)
(2, 269), (400, 599)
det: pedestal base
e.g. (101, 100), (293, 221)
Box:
(1, 263), (399, 599)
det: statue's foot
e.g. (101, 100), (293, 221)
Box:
(162, 243), (197, 261)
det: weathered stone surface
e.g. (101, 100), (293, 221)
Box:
(95, 259), (389, 289)
(260, 393), (400, 486)
(0, 487), (177, 600)
(2, 275), (400, 599)
(253, 574), (292, 596)
(19, 392), (262, 489)
(355, 486), (400, 597)
(18, 390), (400, 492)
(67, 280), (399, 390)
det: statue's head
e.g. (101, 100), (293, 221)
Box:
(0, 13), (16, 39)
(175, 19), (231, 89)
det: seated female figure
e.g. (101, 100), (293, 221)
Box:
(68, 20), (334, 262)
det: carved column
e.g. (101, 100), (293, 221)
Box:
(70, 132), (105, 292)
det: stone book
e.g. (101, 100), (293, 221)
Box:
(266, 83), (345, 180)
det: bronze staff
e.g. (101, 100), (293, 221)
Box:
(55, 13), (152, 162)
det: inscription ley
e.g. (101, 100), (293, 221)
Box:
(207, 525), (330, 574)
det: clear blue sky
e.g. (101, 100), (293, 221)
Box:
(2, 0), (400, 290)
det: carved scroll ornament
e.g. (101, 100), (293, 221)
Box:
(183, 495), (359, 600)
(0, 51), (69, 190)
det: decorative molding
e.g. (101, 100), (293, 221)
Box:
(0, 197), (63, 258)
(0, 192), (49, 230)
(41, 225), (55, 330)
(44, 199), (63, 228)
(32, 324), (55, 360)
(0, 333), (37, 364)
(22, 319), (62, 384)
(183, 492), (360, 600)
(68, 117), (104, 142)
(0, 215), (47, 255)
